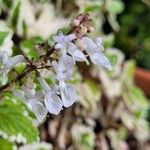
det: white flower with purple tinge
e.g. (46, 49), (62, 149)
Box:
(67, 42), (89, 64)
(52, 57), (73, 82)
(81, 37), (112, 70)
(52, 59), (77, 107)
(54, 33), (76, 55)
(54, 33), (89, 64)
(59, 81), (77, 107)
(38, 77), (63, 115)
(0, 51), (25, 85)
(14, 85), (48, 122)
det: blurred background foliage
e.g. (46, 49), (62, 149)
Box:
(0, 0), (150, 150)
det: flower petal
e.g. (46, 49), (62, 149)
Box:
(60, 82), (77, 107)
(33, 102), (48, 122)
(91, 52), (112, 70)
(81, 37), (97, 55)
(55, 43), (63, 49)
(21, 85), (36, 99)
(53, 34), (64, 43)
(52, 59), (73, 81)
(95, 37), (102, 46)
(73, 50), (89, 65)
(66, 34), (76, 42)
(38, 77), (51, 93)
(0, 51), (8, 64)
(44, 93), (63, 115)
(60, 54), (75, 69)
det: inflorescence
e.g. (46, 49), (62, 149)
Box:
(0, 14), (112, 122)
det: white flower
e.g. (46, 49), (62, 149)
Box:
(67, 42), (89, 64)
(0, 51), (25, 85)
(59, 81), (77, 107)
(81, 37), (112, 70)
(38, 77), (63, 115)
(14, 84), (48, 123)
(52, 59), (77, 107)
(95, 37), (104, 51)
(54, 33), (76, 51)
(54, 33), (89, 64)
(52, 57), (74, 82)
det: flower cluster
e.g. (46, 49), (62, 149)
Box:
(36, 33), (111, 121)
(6, 33), (111, 122)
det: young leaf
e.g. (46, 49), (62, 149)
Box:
(20, 40), (39, 60)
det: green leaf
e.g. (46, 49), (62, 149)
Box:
(0, 31), (9, 46)
(0, 138), (15, 150)
(21, 40), (39, 60)
(60, 26), (70, 35)
(107, 0), (124, 14)
(0, 94), (39, 144)
(31, 37), (44, 45)
(14, 63), (26, 74)
(10, 0), (20, 28)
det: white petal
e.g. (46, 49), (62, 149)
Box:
(33, 102), (48, 122)
(67, 42), (89, 64)
(38, 77), (51, 93)
(5, 55), (25, 69)
(66, 34), (76, 41)
(0, 71), (8, 85)
(44, 93), (63, 115)
(60, 54), (75, 69)
(81, 37), (97, 55)
(22, 85), (36, 99)
(95, 37), (102, 46)
(55, 43), (63, 49)
(91, 52), (112, 70)
(0, 51), (8, 64)
(60, 83), (77, 107)
(73, 50), (89, 65)
(35, 92), (44, 102)
(53, 34), (64, 43)
(67, 42), (77, 54)
(95, 37), (104, 51)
